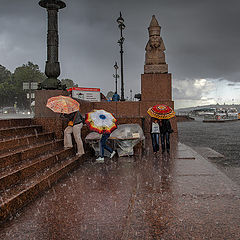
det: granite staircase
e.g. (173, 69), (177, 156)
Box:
(0, 119), (84, 223)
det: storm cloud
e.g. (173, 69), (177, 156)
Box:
(0, 0), (240, 101)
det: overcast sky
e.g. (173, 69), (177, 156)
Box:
(0, 0), (240, 109)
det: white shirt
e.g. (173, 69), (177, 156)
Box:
(151, 122), (160, 133)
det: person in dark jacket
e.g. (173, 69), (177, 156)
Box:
(112, 92), (120, 102)
(63, 110), (85, 157)
(159, 119), (173, 153)
(150, 118), (160, 153)
(96, 130), (116, 162)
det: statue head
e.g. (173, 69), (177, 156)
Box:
(149, 35), (161, 48)
(148, 15), (161, 36)
(148, 15), (161, 48)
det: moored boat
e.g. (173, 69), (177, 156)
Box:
(203, 107), (238, 122)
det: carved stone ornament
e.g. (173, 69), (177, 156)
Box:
(144, 64), (168, 74)
(144, 15), (168, 73)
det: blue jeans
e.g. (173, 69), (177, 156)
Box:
(160, 132), (170, 152)
(100, 133), (113, 157)
(151, 133), (160, 152)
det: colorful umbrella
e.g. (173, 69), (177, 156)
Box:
(46, 95), (80, 114)
(85, 109), (117, 134)
(147, 104), (175, 119)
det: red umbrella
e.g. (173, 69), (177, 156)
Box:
(147, 104), (175, 119)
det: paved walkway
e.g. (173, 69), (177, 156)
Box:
(0, 141), (240, 239)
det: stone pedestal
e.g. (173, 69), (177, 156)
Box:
(140, 72), (177, 136)
(34, 90), (69, 139)
(141, 73), (172, 101)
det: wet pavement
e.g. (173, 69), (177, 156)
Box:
(0, 139), (240, 239)
(178, 119), (240, 185)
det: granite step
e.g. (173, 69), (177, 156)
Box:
(0, 139), (63, 169)
(0, 147), (75, 190)
(0, 119), (86, 224)
(0, 119), (32, 129)
(0, 125), (43, 141)
(0, 132), (55, 155)
(0, 153), (85, 223)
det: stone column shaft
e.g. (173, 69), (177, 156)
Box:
(39, 0), (66, 90)
(45, 5), (60, 78)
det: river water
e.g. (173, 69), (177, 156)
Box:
(177, 118), (240, 185)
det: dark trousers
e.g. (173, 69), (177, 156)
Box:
(100, 133), (113, 157)
(151, 133), (160, 153)
(160, 132), (170, 152)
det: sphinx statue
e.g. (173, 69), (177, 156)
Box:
(144, 15), (168, 73)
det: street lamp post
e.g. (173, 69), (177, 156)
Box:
(39, 0), (66, 90)
(130, 89), (132, 101)
(113, 62), (119, 93)
(29, 79), (32, 113)
(117, 12), (125, 101)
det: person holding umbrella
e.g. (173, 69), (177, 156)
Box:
(62, 110), (85, 157)
(85, 109), (117, 162)
(96, 131), (116, 162)
(159, 119), (173, 153)
(147, 104), (175, 154)
(46, 95), (85, 157)
(150, 117), (160, 154)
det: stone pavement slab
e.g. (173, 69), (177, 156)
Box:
(193, 146), (225, 159)
(0, 141), (240, 240)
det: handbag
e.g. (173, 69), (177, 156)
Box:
(68, 121), (74, 127)
(68, 112), (77, 127)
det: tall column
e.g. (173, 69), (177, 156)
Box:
(39, 0), (66, 90)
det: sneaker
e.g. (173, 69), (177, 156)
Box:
(64, 146), (72, 149)
(96, 157), (104, 162)
(110, 151), (116, 159)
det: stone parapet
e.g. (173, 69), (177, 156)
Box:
(115, 102), (141, 117)
(35, 90), (69, 118)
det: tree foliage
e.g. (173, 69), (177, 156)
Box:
(0, 62), (78, 109)
(0, 62), (45, 108)
(0, 65), (11, 84)
(106, 91), (114, 100)
(0, 65), (15, 107)
(61, 79), (78, 89)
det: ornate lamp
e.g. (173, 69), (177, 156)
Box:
(113, 62), (119, 93)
